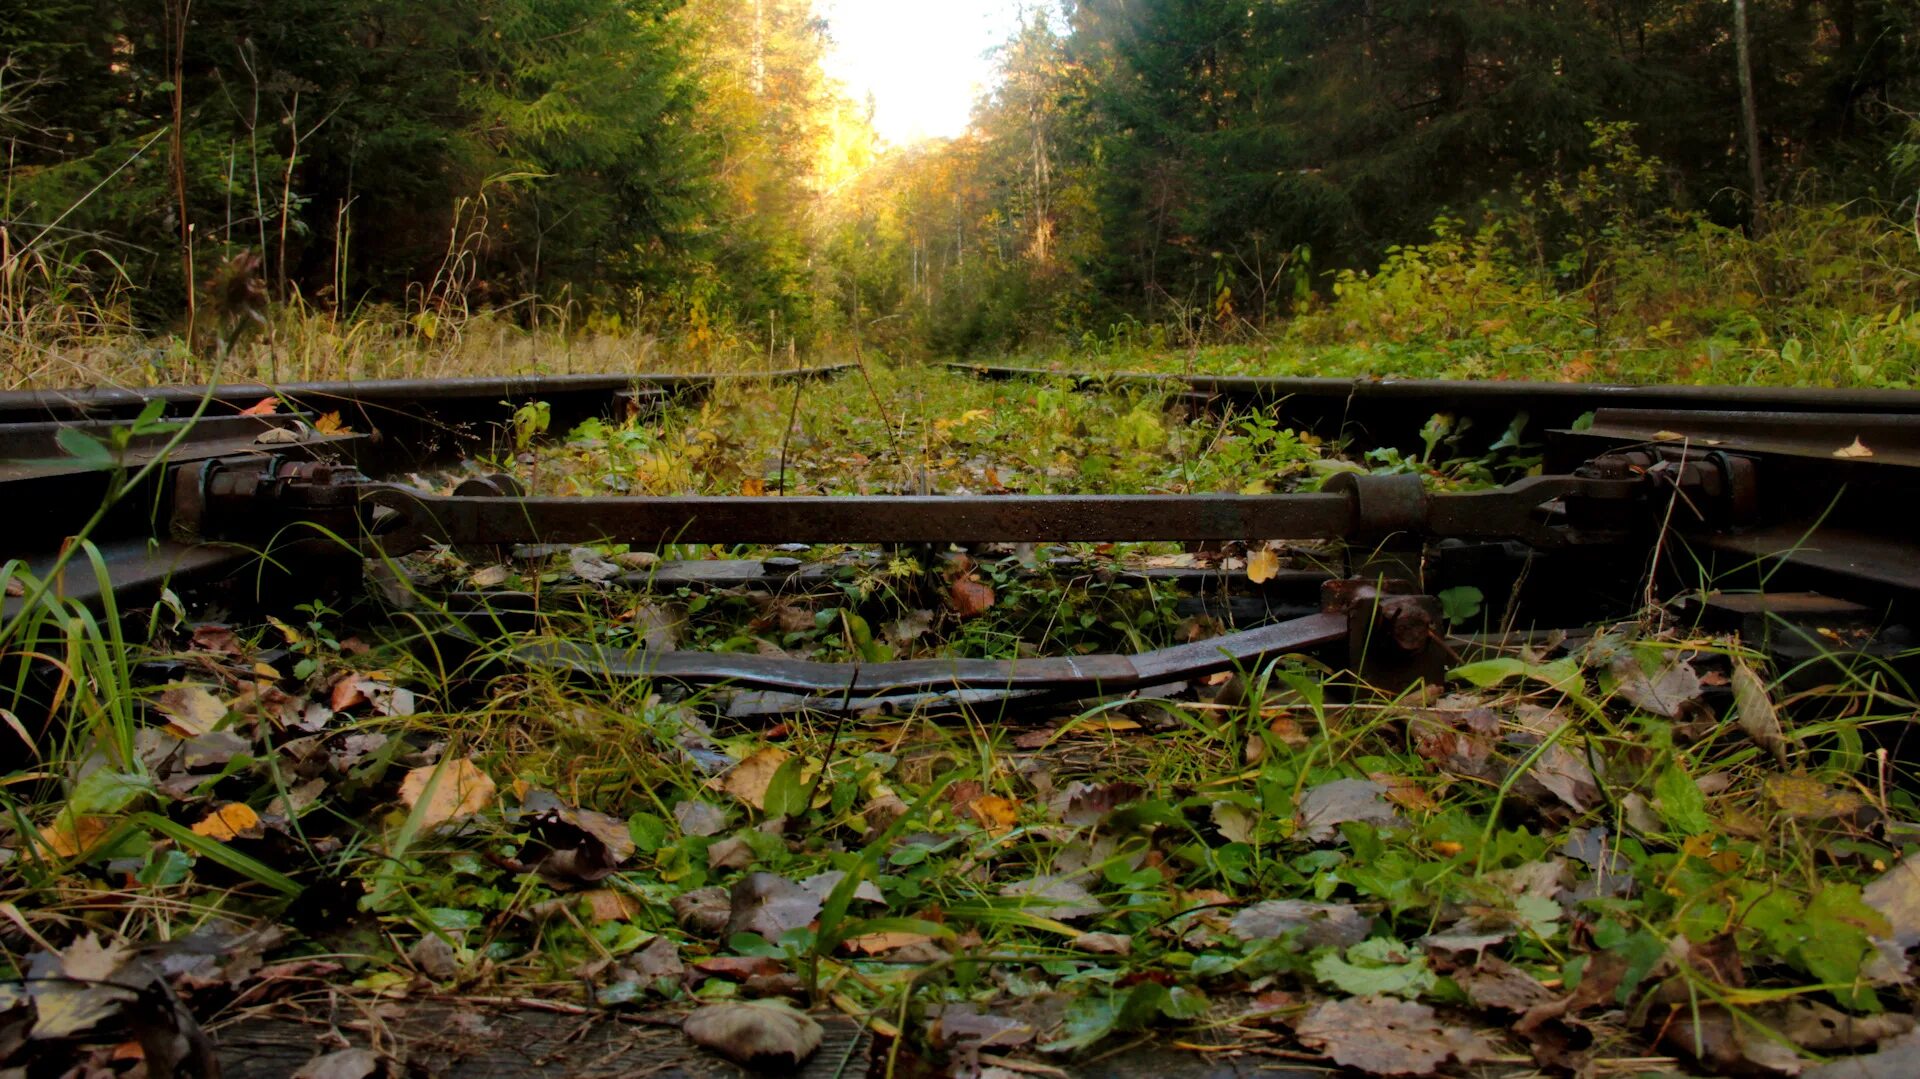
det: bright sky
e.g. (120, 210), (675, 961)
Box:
(817, 0), (1030, 146)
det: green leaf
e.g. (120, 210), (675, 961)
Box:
(1437, 586), (1484, 625)
(1449, 656), (1580, 691)
(1040, 993), (1120, 1053)
(762, 756), (809, 819)
(1653, 765), (1711, 835)
(1311, 938), (1437, 998)
(55, 427), (116, 470)
(628, 812), (667, 852)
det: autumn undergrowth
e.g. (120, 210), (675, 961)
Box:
(5, 370), (1920, 1078)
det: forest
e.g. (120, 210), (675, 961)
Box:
(1, 0), (1915, 387)
(12, 6), (1920, 1077)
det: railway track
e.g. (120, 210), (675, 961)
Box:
(5, 363), (1918, 715)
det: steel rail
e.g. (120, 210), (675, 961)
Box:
(0, 366), (849, 423)
(948, 363), (1920, 415)
(518, 611), (1350, 695)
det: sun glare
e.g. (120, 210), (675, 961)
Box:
(817, 0), (1028, 145)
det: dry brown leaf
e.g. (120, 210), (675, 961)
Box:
(1295, 996), (1493, 1076)
(1834, 437), (1874, 459)
(727, 872), (822, 939)
(843, 931), (935, 955)
(398, 757), (496, 829)
(683, 1001), (822, 1068)
(1070, 932), (1134, 956)
(720, 746), (791, 810)
(155, 683), (227, 737)
(329, 676), (370, 712)
(1246, 548), (1281, 584)
(1732, 659), (1789, 766)
(582, 889), (642, 923)
(191, 802), (263, 841)
(1297, 779), (1401, 841)
(950, 576), (995, 618)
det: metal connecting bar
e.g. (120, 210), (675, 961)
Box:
(517, 611), (1349, 696)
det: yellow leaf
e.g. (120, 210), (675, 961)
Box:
(1834, 437), (1874, 459)
(1246, 549), (1280, 584)
(967, 795), (1020, 836)
(741, 477), (767, 497)
(191, 802), (263, 841)
(313, 411), (347, 435)
(719, 746), (791, 810)
(154, 683), (227, 737)
(36, 814), (112, 859)
(399, 757), (497, 829)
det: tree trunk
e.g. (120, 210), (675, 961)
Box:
(1733, 0), (1767, 208)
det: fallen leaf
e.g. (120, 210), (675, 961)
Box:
(397, 758), (495, 829)
(1610, 656), (1702, 718)
(36, 814), (113, 860)
(1458, 956), (1556, 1012)
(1521, 745), (1600, 814)
(240, 397), (279, 416)
(1804, 1029), (1920, 1078)
(1296, 779), (1401, 842)
(706, 836), (755, 870)
(800, 870), (886, 904)
(721, 747), (792, 810)
(1764, 773), (1865, 820)
(408, 935), (458, 981)
(690, 955), (785, 981)
(191, 802), (263, 841)
(999, 875), (1106, 919)
(1046, 781), (1147, 826)
(727, 872), (823, 939)
(1230, 900), (1370, 950)
(312, 411), (346, 435)
(967, 795), (1019, 835)
(843, 931), (934, 955)
(1070, 932), (1134, 957)
(1246, 548), (1280, 584)
(683, 1001), (822, 1068)
(1732, 659), (1789, 766)
(950, 576), (995, 618)
(1313, 938), (1438, 999)
(469, 565), (511, 588)
(582, 889), (642, 923)
(1864, 856), (1920, 956)
(568, 546), (623, 582)
(188, 618), (239, 652)
(329, 676), (370, 712)
(155, 684), (227, 737)
(671, 886), (732, 936)
(293, 1049), (384, 1079)
(1834, 437), (1874, 459)
(1295, 996), (1493, 1076)
(741, 477), (767, 497)
(674, 799), (728, 836)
